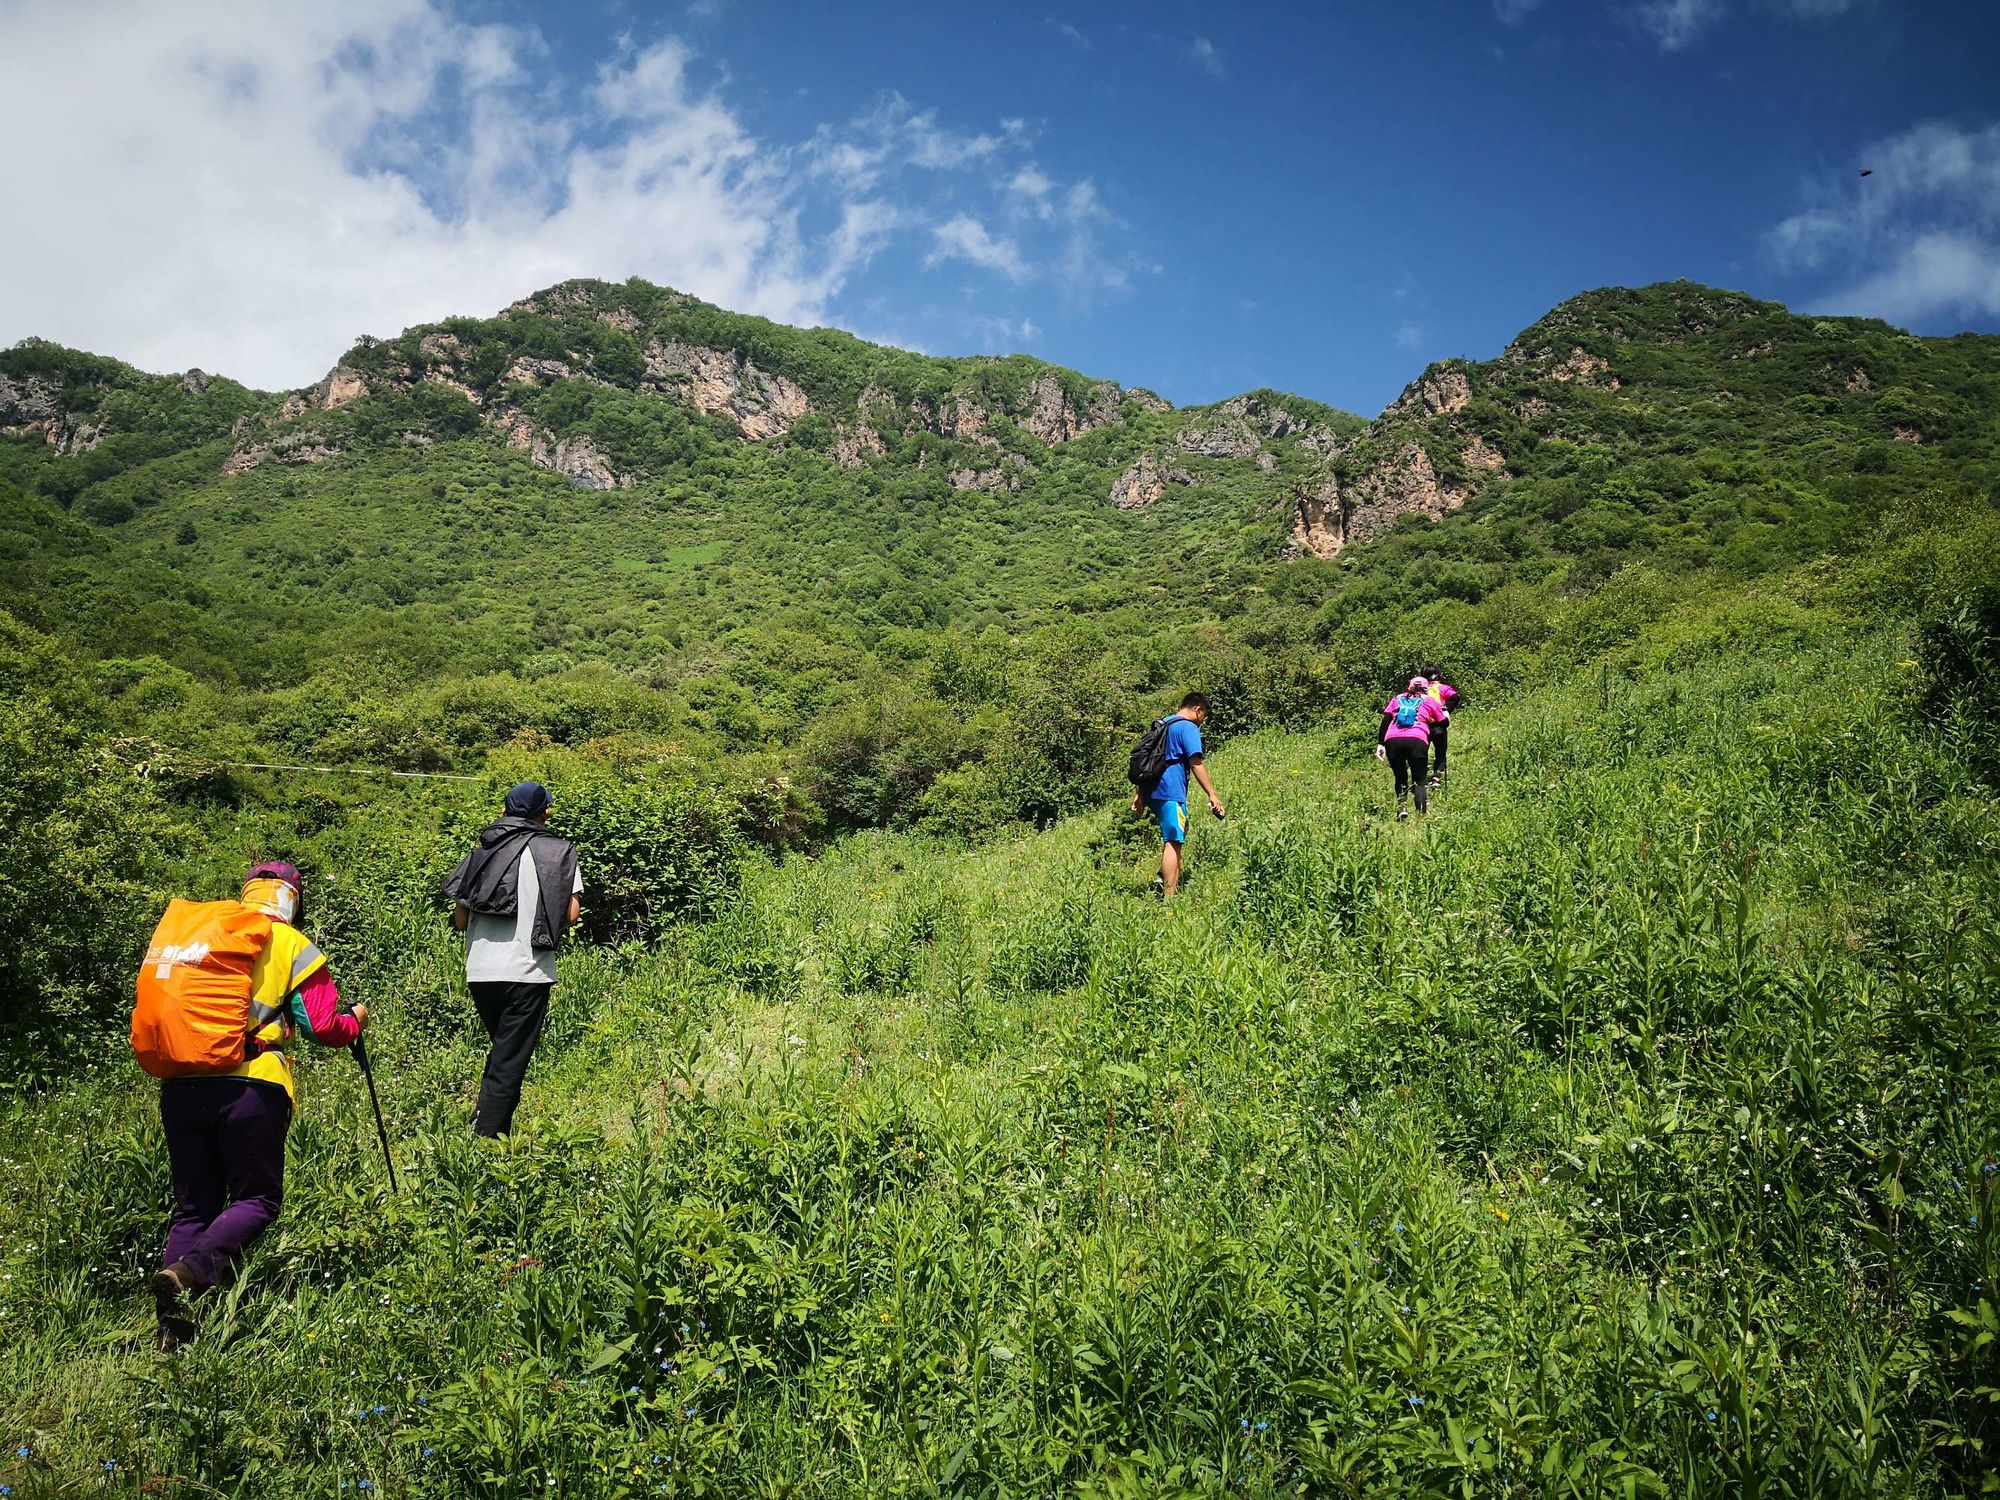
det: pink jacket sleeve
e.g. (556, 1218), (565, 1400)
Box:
(294, 965), (360, 1047)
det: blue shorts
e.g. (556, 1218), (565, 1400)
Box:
(1149, 799), (1188, 845)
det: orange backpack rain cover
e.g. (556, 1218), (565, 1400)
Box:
(131, 900), (274, 1079)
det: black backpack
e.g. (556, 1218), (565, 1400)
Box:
(1127, 716), (1176, 791)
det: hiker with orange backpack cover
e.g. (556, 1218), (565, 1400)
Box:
(132, 862), (366, 1350)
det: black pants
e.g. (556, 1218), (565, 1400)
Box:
(1429, 723), (1448, 782)
(1386, 739), (1430, 813)
(470, 981), (551, 1137)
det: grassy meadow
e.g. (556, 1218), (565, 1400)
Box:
(0, 582), (1994, 1497)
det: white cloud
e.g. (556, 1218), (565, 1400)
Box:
(1185, 35), (1225, 78)
(1055, 179), (1131, 303)
(1046, 18), (1092, 51)
(925, 217), (1027, 279)
(1492, 0), (1545, 23)
(1009, 167), (1055, 201)
(1394, 323), (1424, 350)
(1626, 0), (1868, 50)
(0, 3), (1118, 388)
(1629, 0), (1728, 51)
(1768, 120), (2000, 324)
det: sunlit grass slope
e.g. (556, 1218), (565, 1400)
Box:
(0, 584), (1994, 1497)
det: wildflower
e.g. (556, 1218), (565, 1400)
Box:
(13, 1448), (24, 1459)
(1407, 1396), (1425, 1408)
(422, 1449), (436, 1459)
(1706, 1410), (1717, 1422)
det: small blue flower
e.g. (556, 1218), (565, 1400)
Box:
(103, 1460), (118, 1472)
(13, 1447), (25, 1459)
(1400, 1304), (1412, 1314)
(4, 1483), (15, 1496)
(1255, 1419), (1269, 1431)
(1407, 1395), (1425, 1408)
(359, 1483), (375, 1493)
(1706, 1410), (1717, 1422)
(422, 1448), (436, 1459)
(1239, 1418), (1249, 1430)
(1392, 1222), (1405, 1232)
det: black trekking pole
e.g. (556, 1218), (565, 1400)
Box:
(348, 1025), (401, 1194)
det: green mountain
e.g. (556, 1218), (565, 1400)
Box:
(1, 279), (1998, 1491)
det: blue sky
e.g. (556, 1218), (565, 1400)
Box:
(3, 0), (1997, 414)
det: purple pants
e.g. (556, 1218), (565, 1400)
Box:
(159, 1079), (291, 1290)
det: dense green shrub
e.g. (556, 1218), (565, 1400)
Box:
(0, 616), (189, 1080)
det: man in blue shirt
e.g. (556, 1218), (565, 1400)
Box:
(1130, 691), (1226, 898)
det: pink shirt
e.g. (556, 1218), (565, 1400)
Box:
(295, 965), (360, 1047)
(1382, 693), (1447, 745)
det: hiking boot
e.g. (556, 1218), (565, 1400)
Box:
(152, 1262), (197, 1352)
(1395, 807), (1410, 822)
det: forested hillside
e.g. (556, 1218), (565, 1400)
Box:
(1, 275), (1997, 1492)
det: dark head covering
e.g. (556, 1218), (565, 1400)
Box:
(504, 781), (552, 818)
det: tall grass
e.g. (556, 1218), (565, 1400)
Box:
(0, 617), (1993, 1496)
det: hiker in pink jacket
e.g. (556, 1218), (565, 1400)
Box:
(1376, 677), (1448, 820)
(1422, 667), (1459, 791)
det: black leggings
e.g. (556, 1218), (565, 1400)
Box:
(1386, 739), (1430, 812)
(1429, 723), (1448, 781)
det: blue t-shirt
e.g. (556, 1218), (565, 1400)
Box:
(1149, 717), (1204, 805)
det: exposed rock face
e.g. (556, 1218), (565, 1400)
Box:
(1219, 393), (1311, 439)
(504, 356), (575, 387)
(511, 283), (596, 315)
(948, 452), (1031, 494)
(911, 392), (990, 442)
(1547, 347), (1617, 388)
(1084, 381), (1123, 430)
(1393, 367), (1472, 417)
(0, 373), (105, 453)
(223, 428), (343, 474)
(1110, 453), (1196, 510)
(1845, 365), (1873, 393)
(418, 332), (461, 363)
(1174, 416), (1260, 459)
(1019, 373), (1083, 444)
(179, 369), (211, 395)
(281, 366), (369, 420)
(597, 307), (641, 333)
(645, 341), (810, 441)
(487, 405), (629, 488)
(0, 372), (62, 439)
(1256, 450), (1277, 472)
(1892, 425), (1925, 444)
(1463, 434), (1507, 472)
(833, 424), (885, 469)
(1287, 443), (1474, 560)
(1127, 388), (1173, 414)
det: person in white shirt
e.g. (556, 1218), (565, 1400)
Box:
(443, 782), (582, 1136)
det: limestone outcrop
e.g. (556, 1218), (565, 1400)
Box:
(1110, 453), (1196, 510)
(223, 429), (344, 474)
(1286, 443), (1475, 561)
(643, 341), (811, 441)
